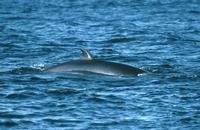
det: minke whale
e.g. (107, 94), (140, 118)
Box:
(45, 49), (145, 76)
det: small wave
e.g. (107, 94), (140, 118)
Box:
(167, 73), (200, 82)
(8, 66), (44, 74)
(106, 37), (136, 43)
(5, 93), (30, 100)
(43, 118), (82, 123)
(146, 63), (176, 74)
(5, 16), (26, 20)
(0, 120), (18, 127)
(46, 88), (80, 96)
(0, 112), (25, 119)
(86, 93), (125, 104)
(87, 96), (107, 103)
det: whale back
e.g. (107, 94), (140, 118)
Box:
(45, 49), (145, 76)
(46, 59), (144, 76)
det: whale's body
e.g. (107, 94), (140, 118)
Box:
(46, 49), (145, 76)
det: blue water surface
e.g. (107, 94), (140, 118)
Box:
(0, 0), (200, 129)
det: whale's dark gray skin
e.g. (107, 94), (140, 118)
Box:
(46, 49), (145, 76)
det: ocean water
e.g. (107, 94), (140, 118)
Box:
(0, 0), (200, 129)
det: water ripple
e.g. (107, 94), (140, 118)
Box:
(1, 0), (200, 129)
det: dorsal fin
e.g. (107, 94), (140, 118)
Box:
(80, 48), (93, 60)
